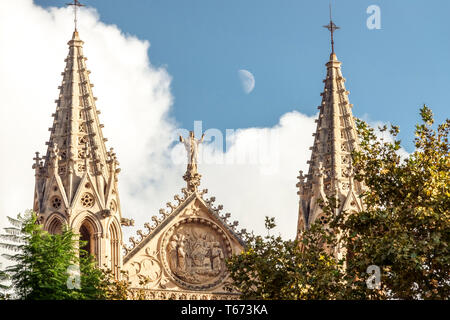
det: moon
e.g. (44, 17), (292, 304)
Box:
(238, 69), (255, 94)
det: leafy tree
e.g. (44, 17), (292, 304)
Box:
(226, 217), (346, 299)
(98, 268), (138, 300)
(227, 106), (449, 300)
(338, 105), (450, 299)
(0, 210), (151, 300)
(0, 211), (105, 299)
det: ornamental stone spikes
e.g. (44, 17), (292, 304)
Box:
(50, 143), (61, 175)
(179, 131), (205, 192)
(32, 152), (43, 176)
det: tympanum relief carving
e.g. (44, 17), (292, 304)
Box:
(161, 217), (231, 290)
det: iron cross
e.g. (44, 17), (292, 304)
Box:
(323, 4), (340, 54)
(67, 0), (85, 31)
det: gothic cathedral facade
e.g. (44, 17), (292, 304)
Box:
(32, 15), (362, 299)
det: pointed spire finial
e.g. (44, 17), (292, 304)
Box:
(67, 0), (84, 32)
(323, 3), (340, 54)
(33, 152), (42, 173)
(33, 152), (41, 166)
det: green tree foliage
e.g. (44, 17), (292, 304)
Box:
(98, 268), (148, 300)
(339, 105), (450, 299)
(226, 217), (346, 299)
(0, 211), (150, 300)
(227, 106), (449, 299)
(0, 211), (105, 299)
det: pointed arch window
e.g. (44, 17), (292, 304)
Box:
(79, 220), (96, 259)
(48, 217), (63, 235)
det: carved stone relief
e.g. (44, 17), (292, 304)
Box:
(129, 248), (163, 287)
(161, 217), (231, 290)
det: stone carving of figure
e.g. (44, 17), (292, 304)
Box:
(179, 131), (205, 170)
(201, 234), (212, 269)
(167, 228), (228, 285)
(168, 234), (188, 274)
(179, 131), (205, 192)
(168, 235), (178, 272)
(210, 242), (224, 272)
(177, 240), (186, 272)
(189, 233), (206, 268)
(50, 144), (61, 174)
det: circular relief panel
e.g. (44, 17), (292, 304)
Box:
(161, 218), (232, 290)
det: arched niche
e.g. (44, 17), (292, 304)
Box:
(71, 212), (103, 263)
(109, 221), (120, 278)
(45, 213), (66, 235)
(79, 219), (98, 259)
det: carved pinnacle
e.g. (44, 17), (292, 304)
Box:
(144, 222), (153, 233)
(174, 194), (182, 205)
(136, 230), (145, 240)
(151, 216), (160, 225)
(129, 237), (137, 247)
(166, 202), (176, 212)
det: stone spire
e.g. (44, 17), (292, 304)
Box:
(32, 30), (130, 274)
(296, 18), (364, 234)
(179, 131), (205, 192)
(33, 31), (112, 208)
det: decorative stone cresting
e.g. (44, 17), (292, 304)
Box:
(123, 188), (246, 256)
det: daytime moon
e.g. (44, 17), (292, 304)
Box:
(238, 69), (255, 94)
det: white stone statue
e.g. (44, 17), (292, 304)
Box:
(179, 131), (205, 168)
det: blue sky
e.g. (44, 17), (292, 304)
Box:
(35, 0), (449, 152)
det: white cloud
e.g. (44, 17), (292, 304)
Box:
(198, 111), (316, 238)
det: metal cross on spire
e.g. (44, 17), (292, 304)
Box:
(67, 0), (84, 31)
(323, 3), (340, 54)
